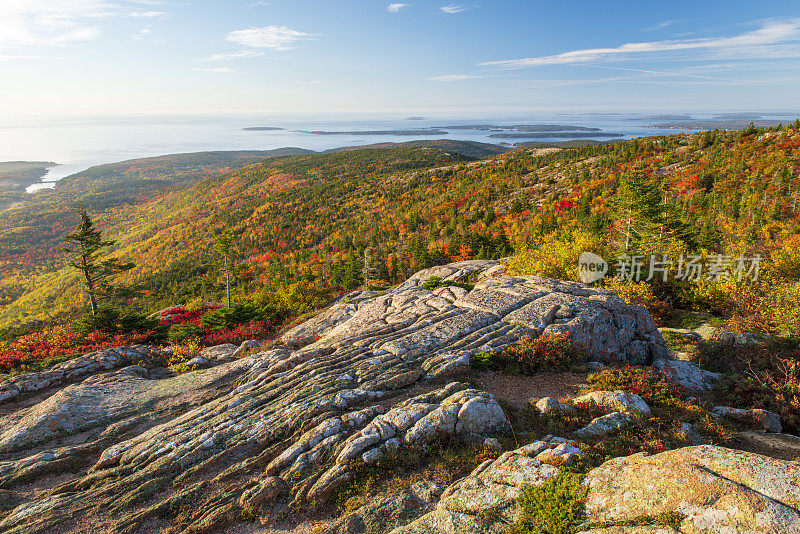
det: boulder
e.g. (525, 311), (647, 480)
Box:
(572, 390), (650, 415)
(322, 491), (430, 534)
(534, 397), (573, 415)
(711, 406), (783, 433)
(0, 346), (150, 405)
(573, 412), (630, 439)
(583, 445), (800, 533)
(653, 359), (720, 392)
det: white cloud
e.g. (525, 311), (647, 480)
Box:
(192, 67), (232, 73)
(128, 11), (169, 17)
(642, 20), (681, 32)
(226, 25), (317, 51)
(203, 50), (265, 62)
(387, 3), (409, 13)
(0, 0), (115, 47)
(131, 27), (151, 41)
(483, 19), (800, 67)
(440, 4), (469, 14)
(430, 74), (482, 81)
(0, 54), (52, 60)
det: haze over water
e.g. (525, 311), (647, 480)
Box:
(2, 111), (798, 193)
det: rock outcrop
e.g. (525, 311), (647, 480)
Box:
(0, 345), (151, 404)
(583, 445), (800, 532)
(0, 260), (668, 533)
(391, 436), (582, 534)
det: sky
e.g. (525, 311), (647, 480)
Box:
(1, 0), (800, 115)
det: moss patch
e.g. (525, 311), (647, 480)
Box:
(508, 469), (587, 534)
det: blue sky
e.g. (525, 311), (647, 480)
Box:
(2, 1), (800, 115)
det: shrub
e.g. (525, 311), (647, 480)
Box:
(168, 323), (203, 344)
(508, 470), (587, 534)
(0, 325), (152, 373)
(201, 320), (269, 346)
(586, 366), (684, 406)
(167, 340), (201, 373)
(508, 231), (607, 281)
(603, 278), (671, 324)
(421, 275), (474, 292)
(474, 333), (587, 375)
(703, 340), (800, 434)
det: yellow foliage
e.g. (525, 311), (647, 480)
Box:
(507, 231), (607, 281)
(167, 340), (201, 374)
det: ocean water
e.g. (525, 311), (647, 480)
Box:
(1, 112), (796, 193)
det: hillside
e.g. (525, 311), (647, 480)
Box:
(2, 125), (800, 334)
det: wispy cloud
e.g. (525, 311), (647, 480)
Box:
(430, 74), (482, 81)
(0, 54), (53, 61)
(226, 25), (317, 51)
(128, 11), (169, 18)
(482, 19), (800, 67)
(0, 0), (115, 47)
(387, 3), (409, 13)
(642, 19), (681, 32)
(202, 50), (265, 62)
(192, 67), (232, 73)
(131, 27), (151, 41)
(440, 4), (470, 14)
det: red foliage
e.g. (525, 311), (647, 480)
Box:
(159, 306), (219, 326)
(554, 198), (577, 213)
(201, 320), (270, 346)
(0, 326), (152, 372)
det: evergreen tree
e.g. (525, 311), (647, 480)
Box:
(63, 210), (134, 315)
(214, 231), (236, 308)
(613, 171), (662, 252)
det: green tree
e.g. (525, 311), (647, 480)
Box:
(613, 171), (662, 252)
(214, 231), (237, 308)
(63, 209), (134, 315)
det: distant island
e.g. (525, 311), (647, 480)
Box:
(514, 139), (619, 148)
(443, 124), (601, 132)
(242, 126), (285, 131)
(406, 116), (426, 121)
(490, 132), (623, 139)
(649, 119), (786, 130)
(624, 114), (693, 121)
(302, 129), (449, 136)
(712, 113), (765, 120)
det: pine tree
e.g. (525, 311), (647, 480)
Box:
(214, 231), (236, 308)
(63, 210), (134, 315)
(613, 171), (662, 252)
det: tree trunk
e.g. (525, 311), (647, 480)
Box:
(81, 249), (98, 316)
(225, 256), (231, 308)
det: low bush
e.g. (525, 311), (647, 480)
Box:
(507, 231), (607, 282)
(473, 333), (587, 375)
(585, 366), (684, 407)
(702, 339), (800, 434)
(603, 278), (671, 325)
(508, 469), (587, 534)
(0, 324), (154, 373)
(421, 275), (474, 292)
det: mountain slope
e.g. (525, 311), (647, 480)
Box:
(2, 126), (800, 329)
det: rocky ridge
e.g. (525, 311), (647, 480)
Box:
(0, 260), (794, 533)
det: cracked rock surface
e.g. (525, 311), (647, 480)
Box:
(583, 445), (800, 533)
(390, 436), (583, 534)
(0, 260), (668, 533)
